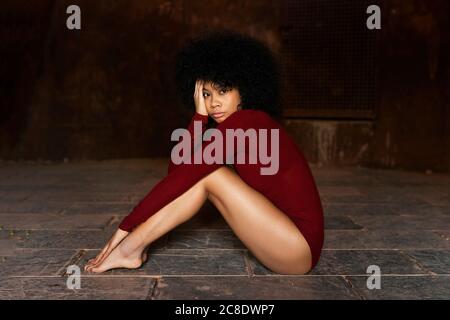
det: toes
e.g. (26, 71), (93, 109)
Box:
(85, 259), (97, 269)
(88, 265), (98, 273)
(85, 261), (95, 270)
(90, 265), (105, 274)
(85, 262), (99, 272)
(85, 261), (98, 272)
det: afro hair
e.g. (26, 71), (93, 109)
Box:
(174, 30), (282, 120)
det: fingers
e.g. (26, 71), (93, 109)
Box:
(85, 257), (99, 270)
(84, 245), (110, 271)
(94, 247), (109, 262)
(85, 248), (111, 272)
(194, 79), (199, 98)
(85, 256), (99, 268)
(84, 240), (116, 271)
(85, 257), (103, 272)
(93, 250), (109, 266)
(198, 79), (204, 94)
(84, 229), (129, 272)
(194, 79), (204, 98)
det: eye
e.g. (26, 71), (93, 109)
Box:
(202, 92), (210, 98)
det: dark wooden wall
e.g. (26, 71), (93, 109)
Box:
(0, 0), (280, 161)
(1, 0), (449, 172)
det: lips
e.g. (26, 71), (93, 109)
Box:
(211, 112), (225, 118)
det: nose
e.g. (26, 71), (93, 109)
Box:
(210, 94), (221, 109)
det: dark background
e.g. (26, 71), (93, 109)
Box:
(1, 0), (449, 172)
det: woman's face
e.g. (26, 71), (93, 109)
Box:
(202, 81), (242, 123)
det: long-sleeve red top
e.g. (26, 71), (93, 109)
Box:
(119, 109), (324, 269)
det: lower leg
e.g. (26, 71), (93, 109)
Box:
(88, 175), (210, 273)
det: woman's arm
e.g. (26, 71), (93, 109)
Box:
(119, 109), (263, 232)
(167, 111), (209, 175)
(168, 79), (209, 174)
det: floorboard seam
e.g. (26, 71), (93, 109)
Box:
(399, 250), (436, 275)
(57, 249), (86, 276)
(147, 277), (159, 300)
(242, 250), (254, 277)
(342, 276), (366, 300)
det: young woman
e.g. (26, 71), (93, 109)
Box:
(85, 31), (324, 275)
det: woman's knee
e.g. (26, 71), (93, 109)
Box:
(207, 192), (226, 211)
(203, 166), (235, 190)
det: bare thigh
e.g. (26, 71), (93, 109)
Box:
(203, 166), (312, 275)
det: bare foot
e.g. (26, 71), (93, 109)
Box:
(142, 250), (148, 264)
(86, 245), (147, 273)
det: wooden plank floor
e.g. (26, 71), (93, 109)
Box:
(0, 159), (449, 299)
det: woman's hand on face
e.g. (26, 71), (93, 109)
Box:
(84, 228), (129, 271)
(194, 80), (208, 116)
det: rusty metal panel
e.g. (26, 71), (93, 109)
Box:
(279, 0), (380, 119)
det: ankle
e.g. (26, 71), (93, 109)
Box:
(118, 243), (144, 260)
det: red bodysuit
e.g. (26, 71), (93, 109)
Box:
(119, 109), (324, 270)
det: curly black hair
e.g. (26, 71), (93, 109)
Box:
(174, 30), (282, 121)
